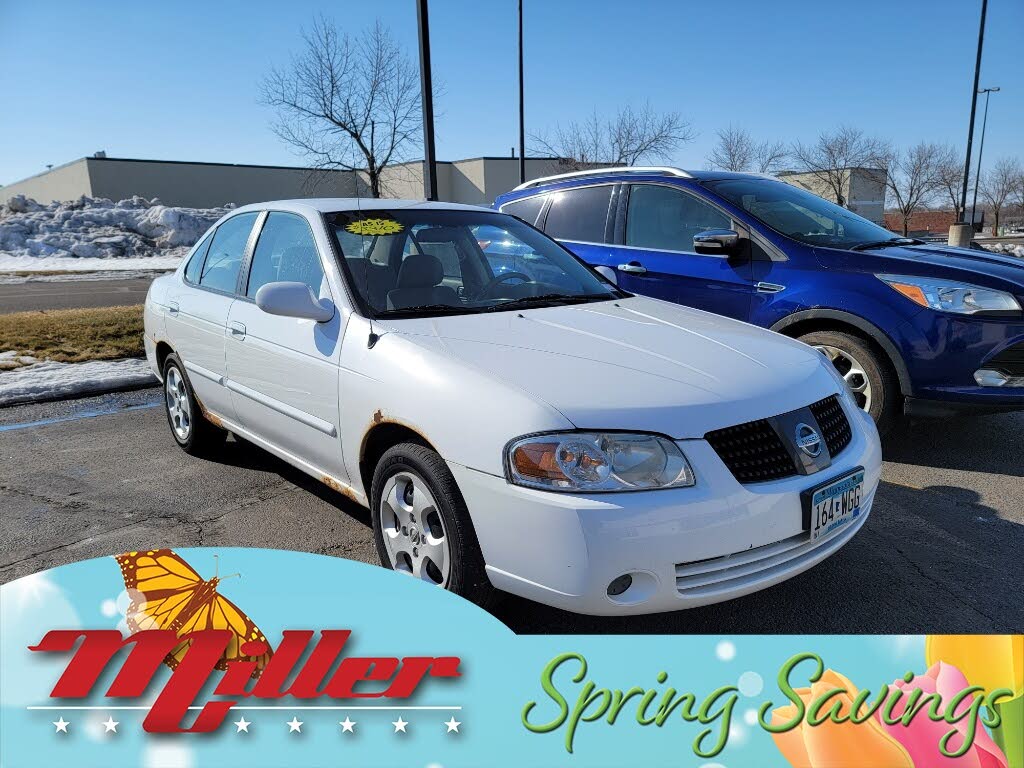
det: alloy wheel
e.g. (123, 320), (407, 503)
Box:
(815, 344), (872, 412)
(165, 366), (192, 441)
(378, 471), (450, 587)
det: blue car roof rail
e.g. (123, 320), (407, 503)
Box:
(511, 165), (694, 192)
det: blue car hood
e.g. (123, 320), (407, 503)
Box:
(825, 243), (1024, 290)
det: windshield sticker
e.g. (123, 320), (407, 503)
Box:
(344, 217), (405, 236)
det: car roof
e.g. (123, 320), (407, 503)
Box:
(228, 198), (496, 216)
(496, 167), (771, 200)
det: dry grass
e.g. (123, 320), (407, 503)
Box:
(0, 305), (144, 368)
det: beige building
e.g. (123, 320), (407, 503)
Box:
(0, 155), (584, 208)
(777, 167), (888, 224)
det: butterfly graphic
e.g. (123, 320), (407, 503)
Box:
(114, 549), (272, 677)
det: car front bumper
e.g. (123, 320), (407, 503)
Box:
(449, 405), (882, 615)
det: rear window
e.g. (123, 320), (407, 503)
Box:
(542, 185), (612, 243)
(183, 234), (211, 284)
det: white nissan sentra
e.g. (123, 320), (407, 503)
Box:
(144, 198), (881, 615)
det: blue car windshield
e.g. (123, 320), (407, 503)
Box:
(704, 178), (898, 249)
(326, 209), (622, 317)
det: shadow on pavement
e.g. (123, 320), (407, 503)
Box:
(884, 410), (1024, 478)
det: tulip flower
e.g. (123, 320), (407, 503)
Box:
(877, 661), (1008, 768)
(770, 669), (914, 768)
(926, 635), (1024, 768)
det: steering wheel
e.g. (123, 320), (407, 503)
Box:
(476, 271), (532, 298)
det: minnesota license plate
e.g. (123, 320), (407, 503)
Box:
(806, 469), (865, 542)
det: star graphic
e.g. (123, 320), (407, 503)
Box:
(102, 716), (119, 733)
(444, 716), (461, 733)
(287, 716), (303, 733)
(234, 717), (251, 733)
(392, 716), (408, 733)
(339, 717), (356, 733)
(52, 717), (69, 734)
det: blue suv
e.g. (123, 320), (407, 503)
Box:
(495, 167), (1024, 433)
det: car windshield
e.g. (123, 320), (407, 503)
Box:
(327, 208), (622, 317)
(704, 178), (900, 249)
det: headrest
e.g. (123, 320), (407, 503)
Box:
(414, 226), (460, 244)
(397, 253), (444, 288)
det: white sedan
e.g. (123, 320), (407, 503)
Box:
(144, 198), (881, 615)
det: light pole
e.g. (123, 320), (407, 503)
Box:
(970, 86), (1000, 230)
(958, 0), (988, 222)
(416, 0), (438, 201)
(517, 0), (526, 185)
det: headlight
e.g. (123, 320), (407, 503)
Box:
(505, 432), (695, 492)
(878, 274), (1021, 316)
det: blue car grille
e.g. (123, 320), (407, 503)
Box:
(988, 342), (1024, 377)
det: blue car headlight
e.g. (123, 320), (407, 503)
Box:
(878, 274), (1022, 316)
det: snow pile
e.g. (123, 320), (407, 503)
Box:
(0, 195), (234, 272)
(0, 350), (38, 371)
(980, 242), (1024, 259)
(0, 357), (157, 406)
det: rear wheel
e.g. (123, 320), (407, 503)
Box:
(162, 353), (226, 456)
(370, 443), (496, 608)
(798, 329), (901, 435)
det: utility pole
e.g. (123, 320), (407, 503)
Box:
(416, 0), (438, 200)
(959, 0), (987, 221)
(517, 0), (526, 185)
(970, 86), (999, 229)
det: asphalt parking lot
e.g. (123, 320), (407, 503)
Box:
(1, 388), (1021, 634)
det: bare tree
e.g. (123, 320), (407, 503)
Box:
(935, 145), (967, 220)
(790, 126), (889, 207)
(706, 126), (787, 174)
(981, 157), (1023, 235)
(532, 103), (695, 170)
(881, 142), (945, 236)
(261, 17), (421, 198)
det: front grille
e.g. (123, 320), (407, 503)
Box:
(809, 395), (852, 457)
(704, 419), (796, 483)
(988, 342), (1024, 377)
(705, 394), (854, 484)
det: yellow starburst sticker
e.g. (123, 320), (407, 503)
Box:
(344, 218), (405, 236)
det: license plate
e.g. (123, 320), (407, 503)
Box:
(805, 469), (865, 542)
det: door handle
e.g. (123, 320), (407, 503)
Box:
(617, 262), (648, 275)
(755, 282), (786, 294)
(167, 301), (179, 315)
(228, 321), (246, 337)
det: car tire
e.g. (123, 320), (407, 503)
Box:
(162, 353), (227, 456)
(370, 442), (497, 609)
(798, 329), (901, 436)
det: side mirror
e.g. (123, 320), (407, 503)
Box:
(693, 229), (741, 256)
(255, 282), (335, 323)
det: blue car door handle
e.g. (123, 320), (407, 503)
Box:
(755, 282), (786, 293)
(618, 261), (648, 275)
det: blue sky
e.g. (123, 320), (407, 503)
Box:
(1, 0), (1021, 186)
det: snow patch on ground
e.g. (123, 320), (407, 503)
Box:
(0, 194), (233, 272)
(0, 358), (157, 406)
(981, 242), (1024, 258)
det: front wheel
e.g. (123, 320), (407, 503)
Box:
(370, 443), (496, 608)
(798, 329), (901, 435)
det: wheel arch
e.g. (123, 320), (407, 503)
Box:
(154, 340), (174, 379)
(359, 421), (439, 502)
(771, 310), (913, 397)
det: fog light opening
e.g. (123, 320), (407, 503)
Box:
(607, 574), (633, 597)
(974, 368), (1009, 387)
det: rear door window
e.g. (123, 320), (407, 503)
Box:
(183, 234), (212, 284)
(542, 185), (612, 243)
(199, 212), (258, 293)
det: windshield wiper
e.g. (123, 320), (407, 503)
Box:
(850, 237), (924, 251)
(376, 303), (473, 317)
(481, 293), (615, 312)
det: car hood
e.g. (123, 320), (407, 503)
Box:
(381, 296), (840, 438)
(858, 243), (1024, 289)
